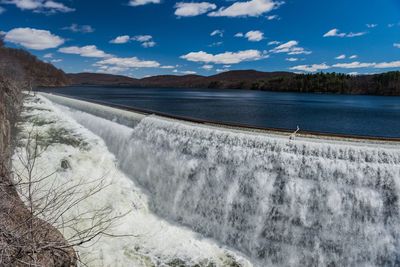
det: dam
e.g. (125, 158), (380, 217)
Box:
(41, 93), (400, 266)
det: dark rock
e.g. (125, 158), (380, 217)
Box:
(61, 159), (71, 170)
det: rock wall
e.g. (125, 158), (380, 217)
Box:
(0, 78), (76, 266)
(0, 77), (21, 190)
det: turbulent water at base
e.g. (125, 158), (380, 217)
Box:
(44, 94), (400, 267)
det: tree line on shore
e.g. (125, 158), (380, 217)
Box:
(69, 70), (400, 96)
(240, 72), (400, 95)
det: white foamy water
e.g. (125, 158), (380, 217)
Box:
(13, 94), (252, 267)
(41, 93), (400, 266)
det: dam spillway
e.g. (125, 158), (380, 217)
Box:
(41, 93), (400, 266)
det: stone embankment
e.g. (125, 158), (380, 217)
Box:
(0, 77), (76, 266)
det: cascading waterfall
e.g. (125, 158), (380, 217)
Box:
(43, 93), (400, 266)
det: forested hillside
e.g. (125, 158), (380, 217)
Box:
(0, 39), (68, 87)
(68, 70), (400, 96)
(250, 72), (400, 95)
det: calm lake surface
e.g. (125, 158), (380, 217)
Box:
(43, 86), (400, 138)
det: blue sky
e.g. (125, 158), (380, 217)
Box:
(1, 0), (400, 78)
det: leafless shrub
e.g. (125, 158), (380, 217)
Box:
(0, 128), (132, 266)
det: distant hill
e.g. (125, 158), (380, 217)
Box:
(67, 70), (400, 95)
(68, 72), (138, 86)
(0, 42), (68, 87)
(210, 70), (294, 81)
(68, 70), (296, 89)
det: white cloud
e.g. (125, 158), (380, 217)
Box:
(172, 69), (197, 75)
(208, 41), (223, 47)
(333, 61), (400, 69)
(335, 54), (346, 60)
(3, 0), (74, 13)
(128, 0), (160, 6)
(5, 27), (64, 50)
(210, 29), (223, 37)
(286, 57), (298, 62)
(346, 32), (366, 37)
(110, 35), (156, 47)
(366, 24), (377, 28)
(110, 35), (130, 44)
(141, 41), (156, 48)
(291, 60), (400, 73)
(0, 6), (5, 13)
(181, 49), (265, 64)
(43, 53), (53, 58)
(271, 40), (297, 52)
(174, 2), (216, 17)
(266, 14), (279, 20)
(270, 40), (311, 55)
(323, 29), (345, 37)
(349, 55), (358, 59)
(332, 62), (375, 69)
(246, 30), (264, 41)
(287, 49), (310, 55)
(201, 64), (213, 70)
(43, 1), (74, 12)
(181, 70), (197, 74)
(235, 30), (264, 41)
(290, 63), (330, 72)
(132, 35), (156, 47)
(160, 65), (175, 69)
(348, 72), (360, 76)
(62, 24), (94, 33)
(58, 45), (111, 58)
(208, 0), (281, 17)
(4, 0), (40, 10)
(97, 65), (129, 74)
(95, 56), (161, 68)
(268, 40), (280, 45)
(394, 43), (400, 49)
(374, 61), (400, 68)
(131, 35), (152, 42)
(50, 58), (62, 63)
(216, 68), (230, 73)
(323, 28), (366, 38)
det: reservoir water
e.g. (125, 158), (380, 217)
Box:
(43, 87), (400, 138)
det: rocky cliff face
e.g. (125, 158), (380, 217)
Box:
(0, 46), (76, 266)
(0, 76), (76, 267)
(0, 73), (23, 192)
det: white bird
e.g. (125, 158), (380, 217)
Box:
(289, 125), (300, 141)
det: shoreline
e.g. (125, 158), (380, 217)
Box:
(40, 83), (400, 97)
(41, 92), (400, 145)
